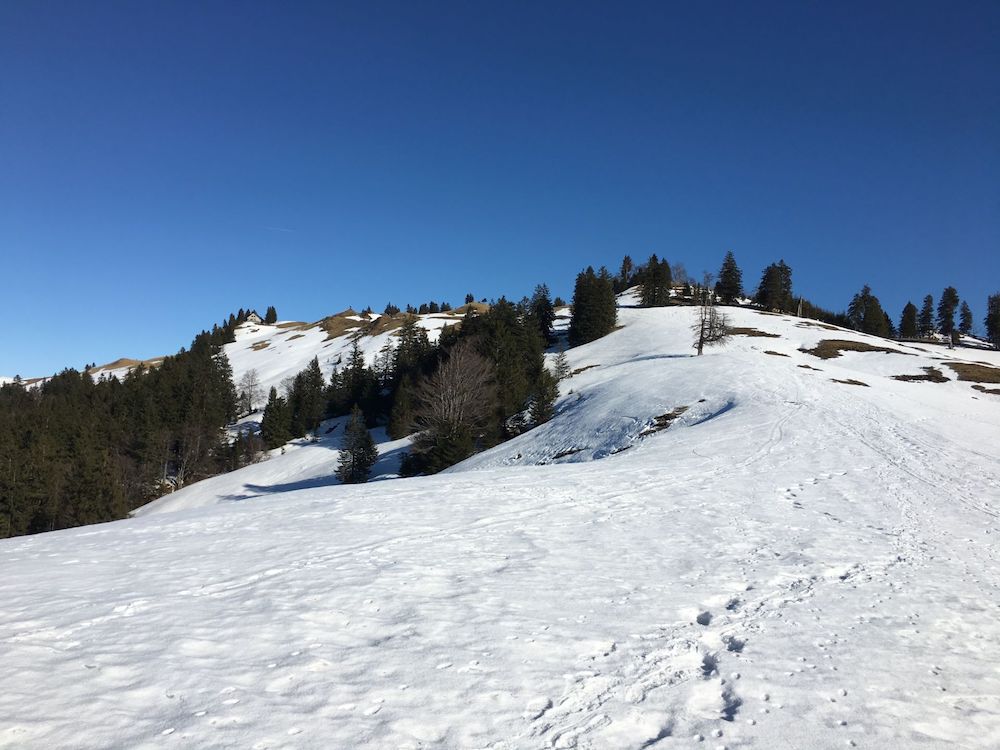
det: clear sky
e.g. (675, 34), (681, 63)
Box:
(2, 1), (997, 376)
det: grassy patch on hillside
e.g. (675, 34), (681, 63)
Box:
(730, 327), (780, 338)
(316, 315), (362, 341)
(795, 320), (840, 331)
(570, 364), (600, 376)
(802, 339), (910, 359)
(972, 384), (1000, 395)
(892, 367), (949, 383)
(947, 362), (1000, 384)
(763, 350), (789, 357)
(831, 378), (870, 387)
(250, 341), (270, 351)
(797, 363), (822, 371)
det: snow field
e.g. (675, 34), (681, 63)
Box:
(2, 304), (999, 749)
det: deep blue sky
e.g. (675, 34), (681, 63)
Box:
(2, 1), (997, 375)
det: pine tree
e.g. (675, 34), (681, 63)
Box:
(465, 293), (475, 305)
(639, 254), (672, 307)
(336, 406), (378, 483)
(937, 287), (960, 336)
(529, 369), (559, 425)
(958, 301), (974, 336)
(619, 255), (634, 290)
(260, 387), (291, 449)
(846, 285), (892, 338)
(529, 283), (556, 344)
(754, 261), (793, 312)
(918, 295), (935, 337)
(553, 349), (570, 381)
(715, 251), (744, 304)
(985, 293), (1000, 349)
(264, 306), (278, 324)
(388, 376), (416, 439)
(898, 302), (918, 339)
(568, 267), (617, 346)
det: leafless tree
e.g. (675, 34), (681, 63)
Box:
(413, 341), (496, 439)
(238, 369), (263, 415)
(692, 275), (730, 355)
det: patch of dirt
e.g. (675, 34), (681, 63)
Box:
(315, 315), (363, 341)
(250, 341), (270, 351)
(639, 406), (690, 436)
(830, 378), (870, 387)
(570, 364), (600, 376)
(763, 350), (789, 357)
(797, 364), (822, 371)
(972, 384), (1000, 395)
(452, 302), (490, 315)
(275, 321), (307, 329)
(730, 327), (780, 338)
(946, 362), (1000, 384)
(801, 339), (912, 359)
(286, 334), (305, 341)
(892, 367), (948, 383)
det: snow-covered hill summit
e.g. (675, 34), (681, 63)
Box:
(2, 303), (999, 749)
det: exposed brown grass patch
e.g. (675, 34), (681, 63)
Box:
(801, 339), (911, 359)
(364, 313), (412, 337)
(795, 320), (840, 331)
(892, 367), (948, 383)
(315, 315), (363, 341)
(972, 384), (1000, 395)
(797, 364), (822, 371)
(250, 341), (270, 351)
(95, 357), (145, 370)
(763, 350), (789, 357)
(831, 378), (870, 387)
(639, 406), (689, 436)
(570, 364), (600, 376)
(286, 334), (305, 341)
(946, 362), (1000, 384)
(452, 302), (490, 315)
(730, 327), (780, 338)
(275, 321), (307, 329)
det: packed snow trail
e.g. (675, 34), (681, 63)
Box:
(2, 306), (1000, 749)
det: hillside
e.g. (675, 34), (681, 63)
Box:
(2, 303), (999, 749)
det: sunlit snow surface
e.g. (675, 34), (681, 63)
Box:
(3, 305), (1000, 749)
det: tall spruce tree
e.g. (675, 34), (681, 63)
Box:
(958, 301), (974, 336)
(529, 283), (556, 344)
(986, 293), (1000, 349)
(918, 294), (935, 337)
(846, 285), (893, 337)
(715, 251), (743, 304)
(568, 267), (617, 346)
(264, 306), (278, 324)
(336, 406), (378, 483)
(754, 261), (793, 312)
(937, 287), (960, 336)
(260, 387), (291, 449)
(898, 302), (919, 339)
(639, 254), (672, 306)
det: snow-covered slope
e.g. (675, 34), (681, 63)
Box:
(2, 305), (1000, 750)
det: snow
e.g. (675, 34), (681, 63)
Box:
(3, 304), (1000, 749)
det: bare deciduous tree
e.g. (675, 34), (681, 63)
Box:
(692, 276), (730, 355)
(238, 369), (263, 416)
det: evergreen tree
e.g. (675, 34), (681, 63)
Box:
(568, 267), (617, 346)
(754, 261), (793, 312)
(336, 406), (378, 483)
(639, 254), (672, 306)
(959, 301), (974, 336)
(264, 306), (278, 324)
(288, 357), (326, 437)
(384, 303), (400, 316)
(846, 285), (893, 337)
(465, 293), (475, 305)
(388, 376), (416, 439)
(529, 283), (556, 344)
(260, 387), (292, 449)
(553, 349), (570, 381)
(428, 301), (440, 313)
(986, 293), (1000, 349)
(715, 251), (743, 304)
(937, 286), (960, 336)
(529, 369), (559, 425)
(898, 301), (919, 339)
(918, 295), (935, 337)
